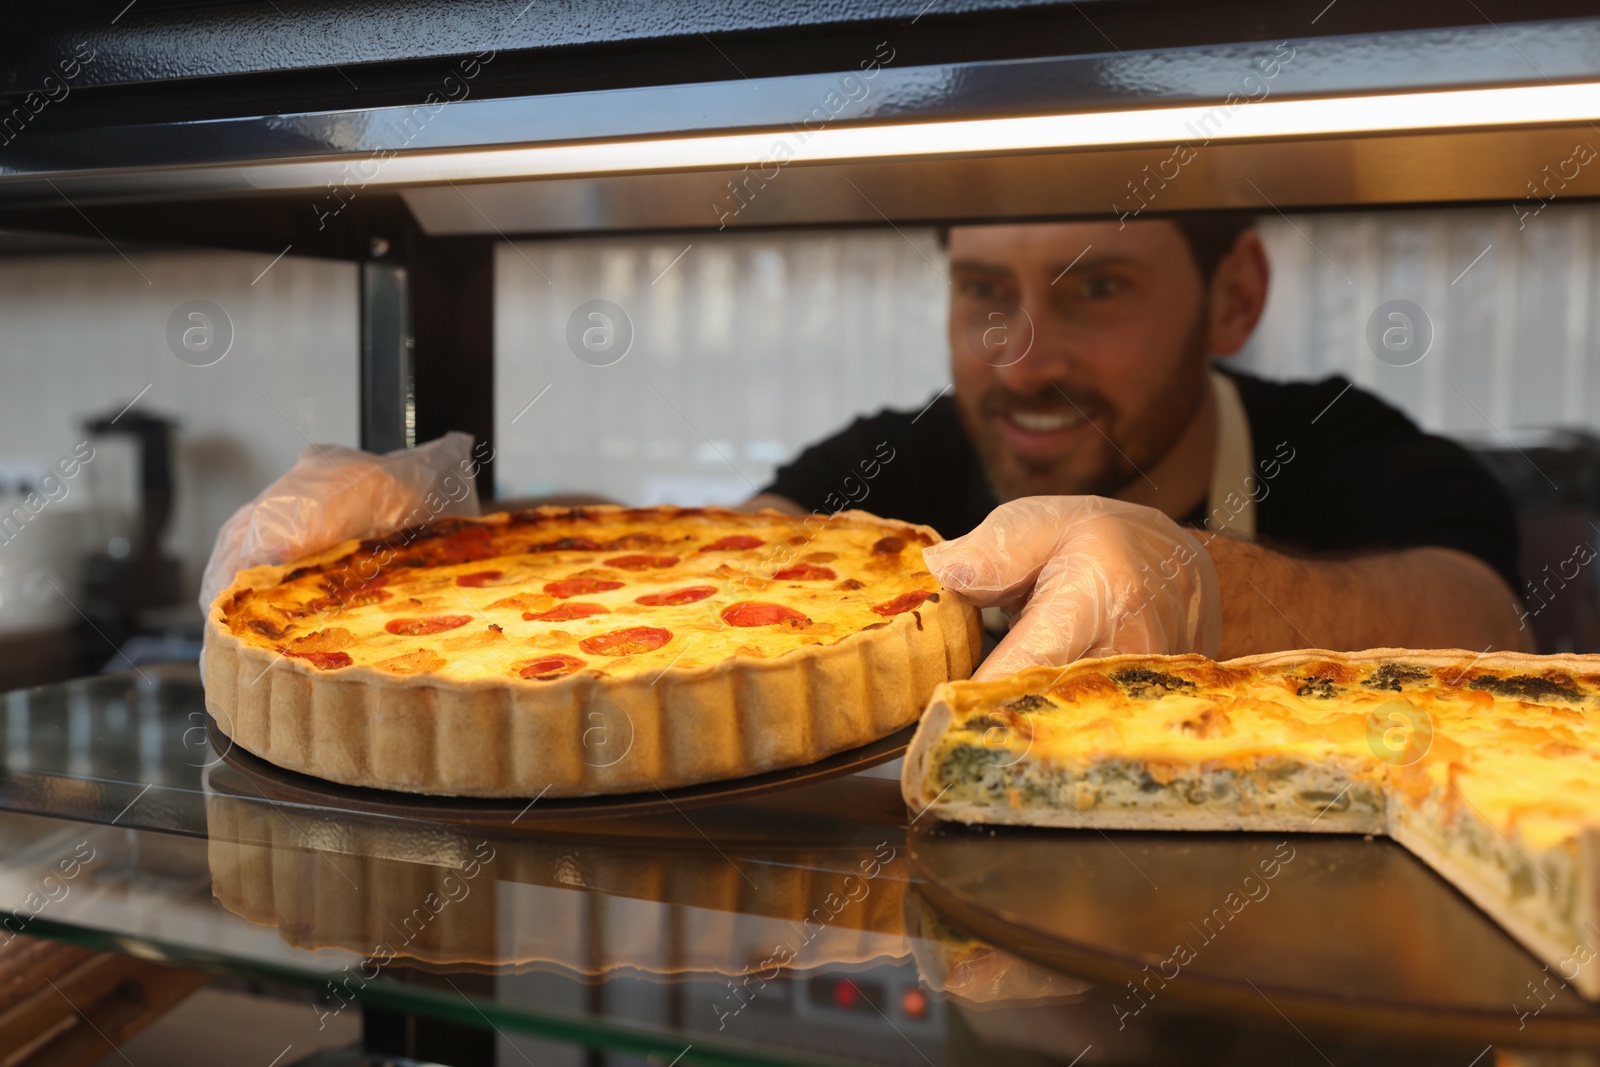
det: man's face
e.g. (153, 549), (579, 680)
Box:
(948, 221), (1212, 502)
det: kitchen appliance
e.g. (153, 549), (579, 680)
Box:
(79, 406), (183, 661)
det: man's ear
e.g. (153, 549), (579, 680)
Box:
(1206, 230), (1270, 357)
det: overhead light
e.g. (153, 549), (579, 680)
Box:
(243, 81), (1600, 190)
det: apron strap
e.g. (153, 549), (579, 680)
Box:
(1206, 368), (1256, 542)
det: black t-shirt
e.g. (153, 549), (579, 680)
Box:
(761, 369), (1522, 594)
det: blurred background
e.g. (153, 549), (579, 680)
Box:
(4, 202), (1598, 688)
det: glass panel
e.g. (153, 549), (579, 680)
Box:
(0, 668), (1579, 1064)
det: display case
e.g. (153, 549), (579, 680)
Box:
(4, 2), (1600, 1062)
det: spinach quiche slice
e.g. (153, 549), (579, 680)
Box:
(902, 648), (1600, 998)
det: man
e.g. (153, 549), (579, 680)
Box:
(207, 216), (1530, 677)
(747, 217), (1530, 670)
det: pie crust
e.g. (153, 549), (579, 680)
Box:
(204, 506), (980, 797)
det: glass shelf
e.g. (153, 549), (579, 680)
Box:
(0, 666), (1579, 1066)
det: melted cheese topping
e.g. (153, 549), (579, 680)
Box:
(935, 655), (1600, 850)
(221, 506), (941, 684)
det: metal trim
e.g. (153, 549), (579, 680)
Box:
(359, 259), (414, 452)
(5, 16), (1600, 217)
(394, 125), (1600, 235)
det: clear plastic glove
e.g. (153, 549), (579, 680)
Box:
(922, 496), (1221, 681)
(198, 432), (484, 611)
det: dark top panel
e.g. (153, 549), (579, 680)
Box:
(1, 0), (1595, 126)
(8, 17), (1600, 180)
(2, 2), (1598, 239)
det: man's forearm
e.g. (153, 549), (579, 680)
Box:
(739, 492), (806, 516)
(1206, 538), (1534, 658)
(494, 492), (620, 511)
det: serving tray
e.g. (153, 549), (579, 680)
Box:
(908, 821), (1600, 1047)
(205, 712), (911, 824)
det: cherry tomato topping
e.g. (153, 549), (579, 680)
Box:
(280, 649), (353, 670)
(336, 572), (389, 593)
(634, 585), (717, 607)
(602, 533), (666, 549)
(436, 526), (499, 565)
(871, 591), (933, 616)
(544, 577), (625, 599)
(306, 588), (391, 614)
(773, 564), (836, 581)
(604, 554), (680, 571)
(523, 602), (609, 622)
(579, 626), (673, 656)
(385, 615), (473, 636)
(699, 535), (764, 552)
(720, 601), (810, 627)
(532, 536), (603, 552)
(516, 654), (587, 680)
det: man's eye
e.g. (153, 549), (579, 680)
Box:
(1080, 275), (1122, 300)
(959, 279), (1004, 302)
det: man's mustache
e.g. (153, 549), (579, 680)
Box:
(977, 384), (1112, 421)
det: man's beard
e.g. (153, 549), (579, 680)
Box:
(960, 313), (1213, 503)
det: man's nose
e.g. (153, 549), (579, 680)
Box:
(990, 291), (1074, 395)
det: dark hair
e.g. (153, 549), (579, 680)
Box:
(1169, 212), (1258, 282)
(936, 213), (1258, 283)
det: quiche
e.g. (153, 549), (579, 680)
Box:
(204, 506), (980, 797)
(902, 648), (1600, 998)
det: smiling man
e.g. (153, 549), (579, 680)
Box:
(750, 217), (1532, 661)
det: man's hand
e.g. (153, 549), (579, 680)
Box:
(924, 495), (1534, 680)
(199, 432), (482, 610)
(923, 497), (1221, 680)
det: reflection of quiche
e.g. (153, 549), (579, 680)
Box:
(205, 788), (911, 976)
(204, 506), (979, 797)
(901, 890), (1091, 1006)
(903, 649), (1600, 998)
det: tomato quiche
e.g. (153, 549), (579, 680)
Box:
(902, 648), (1600, 997)
(204, 506), (980, 797)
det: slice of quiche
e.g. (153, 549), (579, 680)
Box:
(901, 648), (1600, 998)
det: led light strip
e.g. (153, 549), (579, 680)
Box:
(241, 81), (1600, 190)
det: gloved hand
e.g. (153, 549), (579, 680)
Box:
(198, 432), (485, 611)
(922, 496), (1221, 681)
